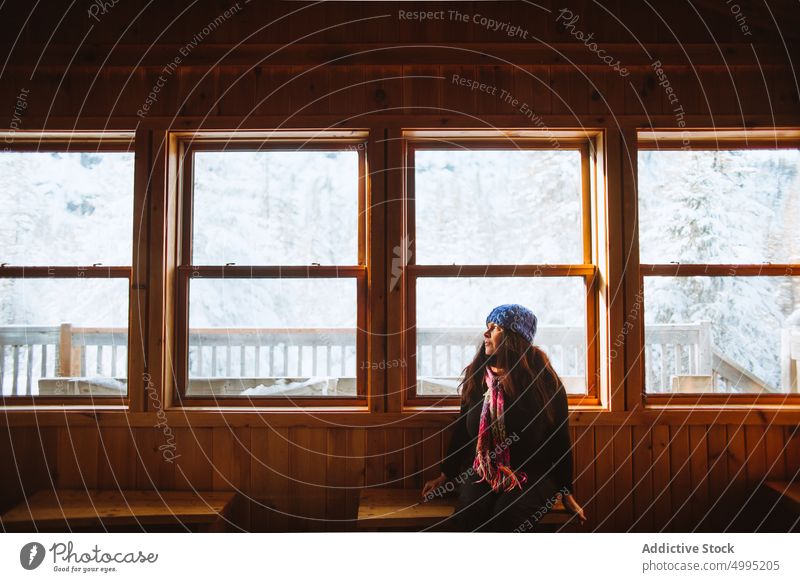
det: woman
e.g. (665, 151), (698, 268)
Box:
(421, 303), (586, 532)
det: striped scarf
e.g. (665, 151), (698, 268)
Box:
(472, 366), (528, 492)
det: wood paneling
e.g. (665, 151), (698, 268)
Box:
(1, 0), (799, 534)
(2, 423), (797, 532)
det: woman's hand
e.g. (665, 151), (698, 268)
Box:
(562, 493), (587, 523)
(421, 472), (447, 500)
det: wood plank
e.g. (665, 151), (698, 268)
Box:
(97, 428), (136, 490)
(323, 1), (397, 44)
(288, 427), (327, 532)
(612, 425), (633, 530)
(474, 65), (511, 115)
(211, 426), (251, 531)
(8, 427), (60, 517)
(441, 64), (477, 115)
(255, 66), (293, 116)
(176, 68), (219, 117)
(133, 426), (175, 491)
(356, 487), (570, 530)
(573, 425), (596, 526)
(421, 427), (443, 484)
(650, 424), (671, 531)
(364, 66), (403, 112)
(699, 68), (737, 115)
(631, 425), (653, 532)
(403, 65), (441, 114)
(385, 428), (405, 487)
(585, 68), (610, 116)
(397, 1), (461, 43)
(529, 66), (551, 116)
(250, 426), (289, 532)
(57, 426), (99, 489)
(592, 425), (614, 531)
(1, 489), (234, 529)
(625, 70), (660, 117)
(745, 425), (768, 490)
(365, 429), (385, 486)
(217, 67), (256, 116)
(701, 425), (728, 531)
(345, 428), (366, 530)
(403, 428), (423, 490)
(357, 487), (455, 529)
(735, 66), (771, 116)
(5, 408), (800, 429)
(173, 427), (214, 491)
(765, 426), (787, 481)
(0, 429), (22, 515)
(326, 428), (348, 531)
(289, 66), (330, 116)
(725, 424), (747, 530)
(785, 425), (800, 482)
(328, 65), (366, 115)
(669, 424), (691, 532)
(688, 425), (709, 532)
(764, 65), (800, 115)
(10, 44), (798, 70)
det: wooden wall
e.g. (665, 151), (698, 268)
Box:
(1, 0), (799, 532)
(2, 422), (799, 531)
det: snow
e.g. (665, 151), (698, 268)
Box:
(639, 149), (800, 391)
(240, 376), (337, 396)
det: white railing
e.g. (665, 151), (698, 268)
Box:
(645, 321), (775, 393)
(415, 326), (585, 378)
(781, 328), (800, 393)
(0, 324), (127, 396)
(188, 328), (357, 379)
(2, 322), (795, 396)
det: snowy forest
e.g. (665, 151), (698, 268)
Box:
(638, 149), (800, 392)
(1, 146), (798, 395)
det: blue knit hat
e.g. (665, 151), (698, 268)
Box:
(486, 304), (538, 343)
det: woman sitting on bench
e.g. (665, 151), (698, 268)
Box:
(421, 303), (586, 532)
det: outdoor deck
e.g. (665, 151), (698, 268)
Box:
(1, 323), (797, 397)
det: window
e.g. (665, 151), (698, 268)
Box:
(637, 130), (800, 398)
(175, 133), (368, 404)
(0, 134), (135, 403)
(403, 131), (601, 406)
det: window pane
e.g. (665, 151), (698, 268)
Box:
(638, 149), (800, 263)
(0, 278), (129, 397)
(414, 150), (583, 264)
(416, 277), (587, 395)
(187, 278), (357, 397)
(0, 151), (134, 266)
(643, 276), (800, 393)
(192, 150), (359, 265)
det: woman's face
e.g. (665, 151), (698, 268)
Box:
(483, 322), (504, 356)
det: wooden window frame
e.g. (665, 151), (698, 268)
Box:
(398, 132), (603, 409)
(637, 128), (800, 407)
(172, 132), (371, 407)
(0, 133), (139, 408)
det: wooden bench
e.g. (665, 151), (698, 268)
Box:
(357, 488), (572, 532)
(1, 489), (237, 532)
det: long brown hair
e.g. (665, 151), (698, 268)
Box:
(458, 327), (564, 426)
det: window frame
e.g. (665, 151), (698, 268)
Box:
(173, 133), (370, 407)
(400, 133), (602, 408)
(637, 128), (800, 406)
(0, 134), (137, 407)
